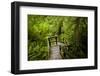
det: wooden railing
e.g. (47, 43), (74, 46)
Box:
(48, 35), (58, 47)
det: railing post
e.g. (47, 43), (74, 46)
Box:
(48, 38), (51, 47)
(56, 36), (57, 45)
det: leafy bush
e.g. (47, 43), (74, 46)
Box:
(28, 15), (88, 60)
(28, 42), (49, 61)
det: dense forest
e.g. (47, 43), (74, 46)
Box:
(28, 15), (88, 61)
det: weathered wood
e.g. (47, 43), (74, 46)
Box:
(48, 36), (58, 47)
(48, 35), (71, 59)
(49, 45), (62, 60)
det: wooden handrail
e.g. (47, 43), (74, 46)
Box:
(48, 35), (58, 47)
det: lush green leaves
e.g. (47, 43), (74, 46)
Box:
(28, 15), (88, 60)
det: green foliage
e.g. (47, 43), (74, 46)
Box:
(60, 17), (88, 59)
(28, 41), (49, 60)
(28, 15), (88, 60)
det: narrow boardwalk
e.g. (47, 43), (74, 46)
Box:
(49, 45), (62, 60)
(48, 36), (65, 60)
